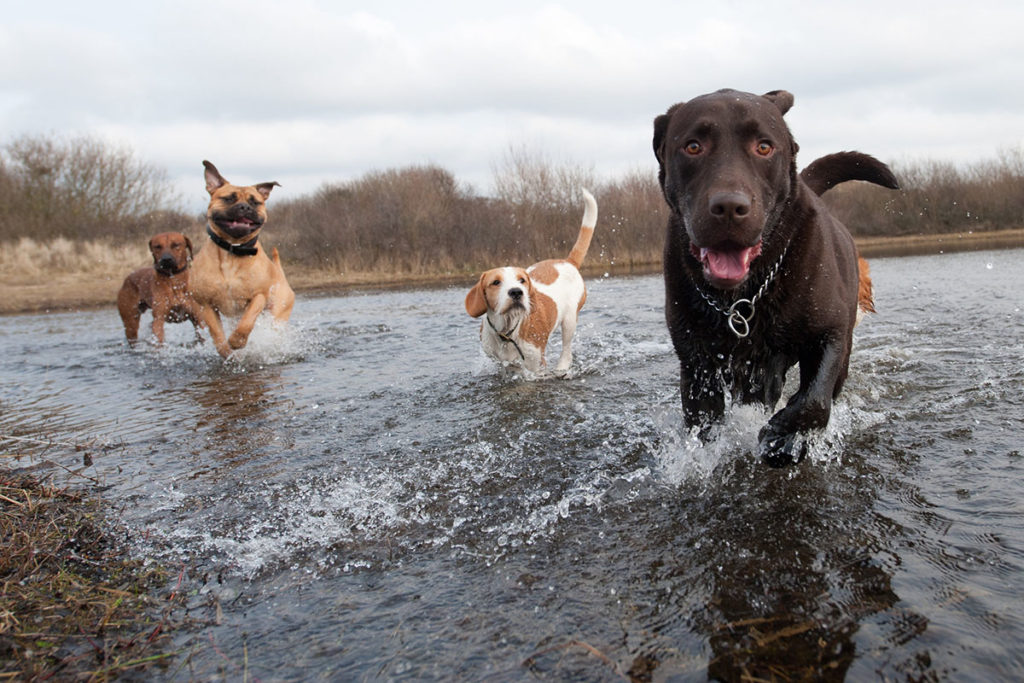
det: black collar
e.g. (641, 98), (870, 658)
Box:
(206, 226), (259, 256)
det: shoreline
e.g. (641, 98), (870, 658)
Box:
(2, 229), (1022, 316)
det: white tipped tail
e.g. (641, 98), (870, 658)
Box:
(567, 188), (598, 268)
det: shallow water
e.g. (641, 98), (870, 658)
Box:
(2, 249), (1022, 680)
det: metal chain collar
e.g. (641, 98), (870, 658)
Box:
(696, 251), (786, 339)
(486, 315), (525, 360)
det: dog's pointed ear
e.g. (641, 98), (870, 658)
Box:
(203, 160), (227, 195)
(762, 90), (794, 115)
(185, 235), (194, 260)
(465, 277), (488, 318)
(255, 181), (281, 200)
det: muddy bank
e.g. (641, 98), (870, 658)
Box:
(0, 468), (183, 680)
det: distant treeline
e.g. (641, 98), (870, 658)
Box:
(2, 135), (1022, 275)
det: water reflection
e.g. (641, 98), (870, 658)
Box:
(694, 462), (903, 680)
(182, 367), (294, 467)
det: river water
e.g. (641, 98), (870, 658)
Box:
(1, 248), (1022, 680)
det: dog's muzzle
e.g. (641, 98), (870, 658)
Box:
(211, 206), (264, 239)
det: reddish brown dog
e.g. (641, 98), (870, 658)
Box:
(117, 232), (202, 344)
(190, 161), (295, 358)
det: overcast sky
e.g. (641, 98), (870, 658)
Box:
(3, 1), (1023, 209)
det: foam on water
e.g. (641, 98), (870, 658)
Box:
(125, 313), (322, 369)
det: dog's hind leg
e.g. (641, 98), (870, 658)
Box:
(268, 283), (295, 326)
(554, 313), (578, 375)
(117, 284), (143, 343)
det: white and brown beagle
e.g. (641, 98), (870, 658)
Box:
(465, 189), (598, 375)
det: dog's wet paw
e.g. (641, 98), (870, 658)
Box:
(228, 332), (249, 350)
(757, 427), (808, 468)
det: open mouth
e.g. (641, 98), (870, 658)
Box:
(691, 242), (762, 289)
(213, 216), (262, 239)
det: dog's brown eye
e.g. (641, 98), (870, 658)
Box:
(518, 277), (526, 284)
(222, 193), (237, 203)
(755, 141), (774, 157)
(491, 279), (501, 287)
(684, 141), (703, 155)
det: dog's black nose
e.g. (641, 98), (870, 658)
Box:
(508, 287), (523, 300)
(158, 255), (176, 268)
(709, 192), (752, 221)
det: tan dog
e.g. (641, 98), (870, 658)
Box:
(190, 160), (295, 358)
(117, 232), (202, 344)
(465, 189), (598, 375)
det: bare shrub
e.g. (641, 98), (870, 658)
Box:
(0, 134), (191, 242)
(491, 145), (599, 262)
(272, 165), (478, 273)
(592, 168), (665, 268)
(822, 148), (1024, 237)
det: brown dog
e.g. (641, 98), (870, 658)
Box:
(190, 161), (295, 358)
(117, 232), (202, 344)
(653, 90), (898, 466)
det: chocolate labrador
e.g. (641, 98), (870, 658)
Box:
(653, 88), (898, 466)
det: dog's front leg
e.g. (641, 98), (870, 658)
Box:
(229, 293), (267, 350)
(150, 308), (167, 345)
(199, 306), (232, 358)
(758, 336), (849, 466)
(680, 361), (727, 433)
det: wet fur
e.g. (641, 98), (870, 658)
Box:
(653, 90), (898, 466)
(116, 232), (202, 345)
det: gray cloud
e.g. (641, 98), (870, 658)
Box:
(3, 1), (1023, 204)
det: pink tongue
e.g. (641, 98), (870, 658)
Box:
(701, 246), (757, 281)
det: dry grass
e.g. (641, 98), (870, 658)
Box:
(0, 237), (151, 283)
(3, 229), (1023, 316)
(0, 469), (182, 680)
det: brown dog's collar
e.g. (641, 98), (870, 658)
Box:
(206, 226), (259, 256)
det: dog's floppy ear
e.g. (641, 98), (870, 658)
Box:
(203, 160), (228, 195)
(255, 181), (281, 200)
(652, 102), (682, 166)
(148, 236), (158, 258)
(762, 90), (794, 115)
(184, 235), (194, 260)
(465, 277), (488, 318)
